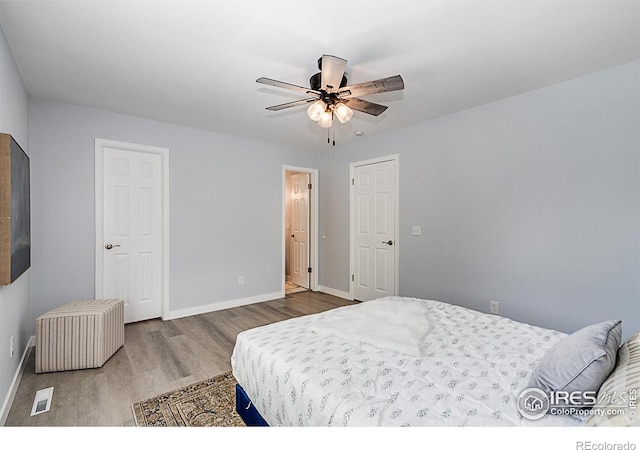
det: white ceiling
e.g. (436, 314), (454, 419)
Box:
(1, 1), (639, 148)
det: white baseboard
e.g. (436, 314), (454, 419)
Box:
(318, 285), (352, 301)
(0, 335), (34, 426)
(164, 286), (353, 321)
(163, 291), (284, 321)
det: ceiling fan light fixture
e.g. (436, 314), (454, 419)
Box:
(318, 110), (333, 128)
(257, 55), (405, 144)
(334, 102), (353, 124)
(307, 100), (326, 121)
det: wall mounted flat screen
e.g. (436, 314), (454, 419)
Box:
(0, 133), (31, 285)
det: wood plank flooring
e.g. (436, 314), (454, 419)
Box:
(5, 291), (353, 426)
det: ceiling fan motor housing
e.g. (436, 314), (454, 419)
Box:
(309, 72), (348, 92)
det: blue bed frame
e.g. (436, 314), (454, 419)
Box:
(235, 384), (269, 426)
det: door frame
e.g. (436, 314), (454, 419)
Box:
(94, 138), (170, 320)
(283, 165), (318, 293)
(349, 154), (400, 300)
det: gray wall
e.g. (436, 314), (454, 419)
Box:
(318, 61), (640, 340)
(0, 26), (31, 422)
(29, 99), (318, 319)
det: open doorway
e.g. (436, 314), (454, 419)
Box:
(284, 166), (318, 295)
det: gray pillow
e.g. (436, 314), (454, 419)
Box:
(527, 320), (622, 408)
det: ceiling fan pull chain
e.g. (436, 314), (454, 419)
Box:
(332, 122), (336, 146)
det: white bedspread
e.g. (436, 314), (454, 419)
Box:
(231, 296), (587, 427)
(309, 297), (434, 357)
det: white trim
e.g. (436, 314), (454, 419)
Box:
(0, 335), (34, 426)
(317, 285), (353, 301)
(164, 291), (283, 321)
(349, 154), (400, 300)
(282, 165), (319, 293)
(94, 138), (170, 320)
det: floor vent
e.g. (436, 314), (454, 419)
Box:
(30, 387), (54, 416)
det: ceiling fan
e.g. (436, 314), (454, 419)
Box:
(257, 55), (404, 145)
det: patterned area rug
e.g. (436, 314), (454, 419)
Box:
(131, 371), (246, 427)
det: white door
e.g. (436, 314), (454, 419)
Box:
(96, 141), (165, 323)
(290, 173), (309, 288)
(352, 158), (397, 301)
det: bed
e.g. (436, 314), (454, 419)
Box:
(231, 296), (637, 427)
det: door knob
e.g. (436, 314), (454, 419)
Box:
(105, 243), (121, 250)
(382, 240), (393, 246)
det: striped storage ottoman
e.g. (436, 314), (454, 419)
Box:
(35, 299), (124, 373)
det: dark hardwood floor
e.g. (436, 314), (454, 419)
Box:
(5, 291), (353, 426)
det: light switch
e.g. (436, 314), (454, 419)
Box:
(411, 225), (422, 236)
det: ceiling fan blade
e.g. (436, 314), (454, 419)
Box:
(342, 98), (388, 116)
(320, 55), (347, 93)
(265, 98), (318, 111)
(338, 75), (404, 98)
(256, 77), (320, 95)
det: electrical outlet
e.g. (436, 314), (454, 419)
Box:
(9, 336), (14, 358)
(411, 225), (422, 236)
(490, 301), (500, 315)
(238, 275), (245, 286)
